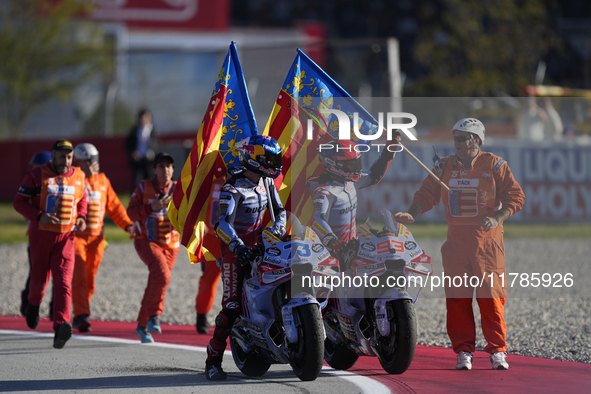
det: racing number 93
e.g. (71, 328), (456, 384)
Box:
(376, 240), (404, 254)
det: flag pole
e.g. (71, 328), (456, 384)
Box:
(399, 143), (452, 193)
(263, 178), (276, 225)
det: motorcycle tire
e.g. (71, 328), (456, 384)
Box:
(324, 337), (359, 370)
(377, 299), (417, 375)
(230, 331), (271, 377)
(288, 303), (324, 381)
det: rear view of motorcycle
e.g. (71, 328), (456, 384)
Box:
(323, 208), (433, 374)
(229, 215), (335, 381)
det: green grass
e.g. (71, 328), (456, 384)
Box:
(2, 199), (591, 243)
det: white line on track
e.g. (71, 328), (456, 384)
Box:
(0, 329), (392, 394)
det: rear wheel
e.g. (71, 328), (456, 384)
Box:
(288, 304), (324, 381)
(377, 299), (417, 374)
(324, 337), (359, 370)
(230, 326), (271, 377)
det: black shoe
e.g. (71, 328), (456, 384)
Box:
(205, 361), (227, 381)
(73, 314), (91, 333)
(147, 315), (162, 334)
(25, 304), (40, 329)
(53, 322), (72, 349)
(20, 290), (29, 317)
(196, 313), (209, 334)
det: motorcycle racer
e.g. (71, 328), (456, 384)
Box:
(307, 133), (401, 260)
(205, 135), (286, 381)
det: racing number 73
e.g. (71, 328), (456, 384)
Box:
(283, 242), (311, 259)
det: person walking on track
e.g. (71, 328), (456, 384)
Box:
(14, 139), (87, 349)
(71, 143), (134, 333)
(127, 152), (179, 343)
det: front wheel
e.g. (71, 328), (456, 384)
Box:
(230, 326), (271, 377)
(377, 299), (417, 374)
(288, 303), (324, 381)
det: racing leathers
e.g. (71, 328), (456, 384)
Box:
(206, 170), (286, 365)
(308, 148), (397, 254)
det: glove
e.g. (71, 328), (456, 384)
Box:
(432, 146), (443, 172)
(235, 245), (254, 265)
(392, 130), (402, 144)
(265, 225), (286, 238)
(323, 234), (342, 257)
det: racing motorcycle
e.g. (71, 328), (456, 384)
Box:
(229, 215), (339, 381)
(323, 207), (433, 374)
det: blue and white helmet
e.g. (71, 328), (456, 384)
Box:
(452, 118), (485, 145)
(237, 135), (282, 179)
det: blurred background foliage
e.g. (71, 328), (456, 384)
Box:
(411, 0), (560, 96)
(0, 0), (588, 139)
(0, 0), (112, 138)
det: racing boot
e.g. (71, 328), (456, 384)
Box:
(205, 336), (228, 380)
(205, 357), (227, 381)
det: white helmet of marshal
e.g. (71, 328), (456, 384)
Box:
(74, 143), (99, 163)
(452, 118), (485, 145)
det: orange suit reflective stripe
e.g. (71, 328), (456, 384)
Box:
(39, 166), (85, 232)
(138, 179), (179, 250)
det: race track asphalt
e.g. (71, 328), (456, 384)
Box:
(1, 316), (589, 394)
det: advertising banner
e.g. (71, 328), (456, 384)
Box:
(357, 141), (591, 222)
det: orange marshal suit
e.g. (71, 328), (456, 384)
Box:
(13, 163), (87, 330)
(411, 151), (525, 354)
(128, 179), (179, 326)
(195, 177), (224, 315)
(73, 173), (133, 318)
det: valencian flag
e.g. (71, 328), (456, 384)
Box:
(168, 42), (257, 263)
(262, 49), (380, 224)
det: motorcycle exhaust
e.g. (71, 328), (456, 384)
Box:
(231, 326), (253, 353)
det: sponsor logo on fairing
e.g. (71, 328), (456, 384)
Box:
(312, 244), (325, 253)
(266, 247), (281, 256)
(404, 241), (417, 250)
(361, 242), (376, 251)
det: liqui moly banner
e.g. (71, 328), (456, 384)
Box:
(357, 141), (591, 222)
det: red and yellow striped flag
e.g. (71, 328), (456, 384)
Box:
(262, 49), (376, 224)
(263, 95), (329, 225)
(168, 43), (257, 263)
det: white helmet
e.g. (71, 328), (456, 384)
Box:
(452, 118), (485, 145)
(74, 143), (99, 163)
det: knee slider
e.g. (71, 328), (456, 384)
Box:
(215, 309), (239, 329)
